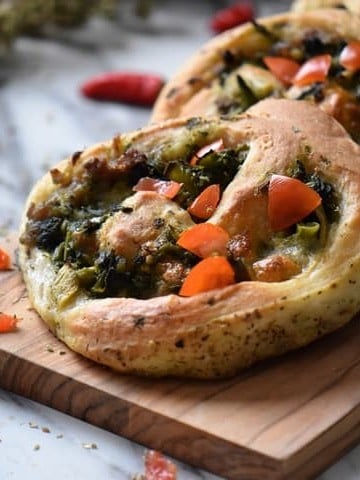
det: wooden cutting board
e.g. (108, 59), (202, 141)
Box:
(1, 234), (360, 480)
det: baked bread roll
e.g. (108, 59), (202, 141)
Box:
(291, 0), (360, 16)
(151, 9), (360, 143)
(19, 98), (360, 378)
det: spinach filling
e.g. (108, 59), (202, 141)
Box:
(21, 120), (339, 300)
(216, 25), (360, 141)
(21, 131), (249, 299)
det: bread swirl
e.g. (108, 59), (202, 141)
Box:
(18, 99), (360, 378)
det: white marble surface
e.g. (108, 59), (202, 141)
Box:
(1, 1), (360, 478)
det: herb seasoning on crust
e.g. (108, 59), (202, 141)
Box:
(18, 99), (360, 378)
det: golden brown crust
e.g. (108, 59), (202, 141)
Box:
(291, 0), (360, 15)
(150, 9), (360, 129)
(19, 99), (360, 378)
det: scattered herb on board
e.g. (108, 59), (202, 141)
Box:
(82, 442), (98, 450)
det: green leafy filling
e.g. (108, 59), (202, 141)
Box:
(21, 129), (249, 299)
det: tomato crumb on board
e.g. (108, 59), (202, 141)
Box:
(142, 450), (177, 480)
(80, 72), (165, 106)
(0, 312), (18, 333)
(0, 247), (11, 270)
(210, 1), (255, 34)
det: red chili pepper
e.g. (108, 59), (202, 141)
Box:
(80, 72), (165, 106)
(210, 2), (255, 34)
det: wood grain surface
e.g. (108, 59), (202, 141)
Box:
(1, 234), (360, 480)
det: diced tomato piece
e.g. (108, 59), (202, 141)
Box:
(177, 223), (229, 258)
(179, 256), (235, 296)
(190, 139), (224, 166)
(0, 313), (18, 333)
(263, 56), (300, 86)
(188, 184), (221, 219)
(144, 450), (177, 480)
(133, 177), (182, 199)
(210, 2), (255, 34)
(0, 247), (11, 270)
(268, 174), (322, 231)
(292, 54), (332, 86)
(339, 41), (360, 72)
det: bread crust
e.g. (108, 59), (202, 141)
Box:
(291, 0), (360, 15)
(150, 9), (360, 139)
(19, 99), (360, 378)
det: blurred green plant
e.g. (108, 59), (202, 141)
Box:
(0, 0), (152, 48)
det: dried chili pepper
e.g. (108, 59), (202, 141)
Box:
(80, 71), (165, 106)
(210, 2), (255, 34)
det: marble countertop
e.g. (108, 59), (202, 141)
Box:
(1, 1), (360, 478)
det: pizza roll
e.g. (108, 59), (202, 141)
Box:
(151, 9), (360, 143)
(19, 99), (360, 378)
(291, 0), (360, 16)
